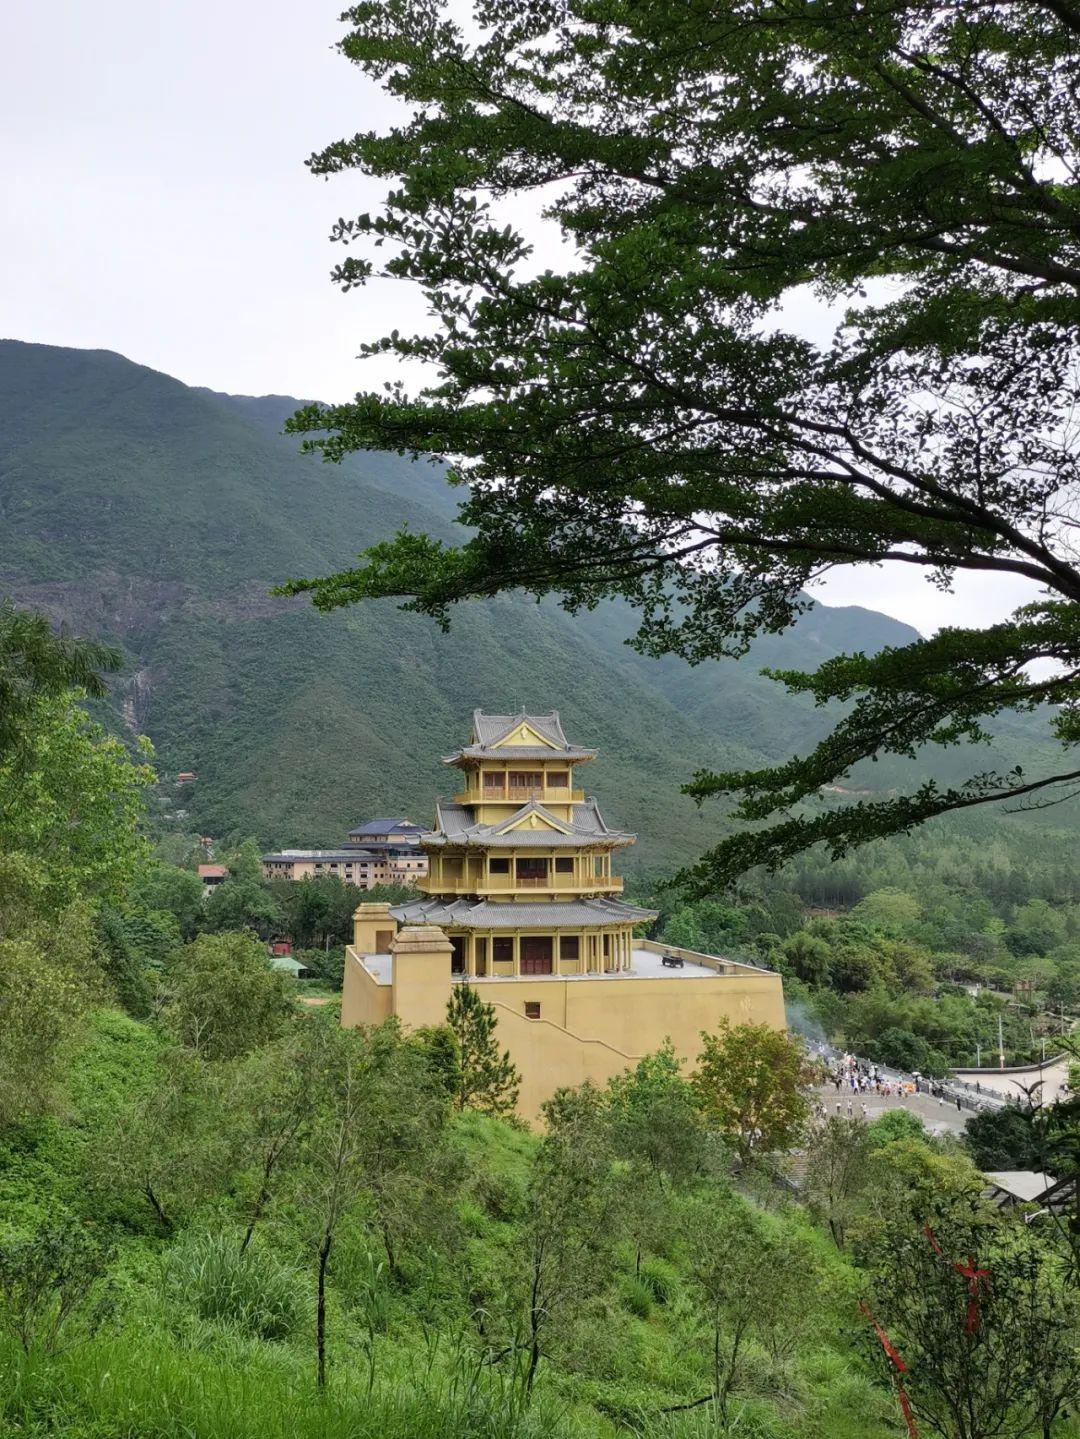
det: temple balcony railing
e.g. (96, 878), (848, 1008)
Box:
(455, 787), (585, 805)
(470, 876), (625, 897)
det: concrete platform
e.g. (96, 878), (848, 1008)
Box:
(814, 1084), (970, 1136)
(356, 946), (725, 987)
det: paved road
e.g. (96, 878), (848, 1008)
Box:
(814, 1084), (970, 1136)
(952, 1056), (1071, 1105)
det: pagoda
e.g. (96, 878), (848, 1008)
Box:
(390, 710), (656, 976)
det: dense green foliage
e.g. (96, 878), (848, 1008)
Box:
(447, 982), (521, 1117)
(0, 611), (1075, 1439)
(2, 1001), (1077, 1439)
(283, 0), (1080, 883)
(0, 598), (119, 764)
(644, 816), (1080, 1071)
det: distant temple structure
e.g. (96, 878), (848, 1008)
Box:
(261, 816), (428, 889)
(342, 710), (786, 1118)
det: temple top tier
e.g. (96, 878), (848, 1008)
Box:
(443, 710), (598, 767)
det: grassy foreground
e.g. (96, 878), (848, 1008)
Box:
(0, 1010), (922, 1439)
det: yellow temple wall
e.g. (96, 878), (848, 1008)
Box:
(341, 948), (393, 1027)
(342, 935), (787, 1123)
(469, 971), (786, 1118)
(483, 998), (641, 1119)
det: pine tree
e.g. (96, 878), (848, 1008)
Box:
(446, 983), (520, 1118)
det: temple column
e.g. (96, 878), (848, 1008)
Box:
(513, 933), (521, 977)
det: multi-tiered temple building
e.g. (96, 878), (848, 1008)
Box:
(342, 710), (786, 1118)
(390, 710), (656, 976)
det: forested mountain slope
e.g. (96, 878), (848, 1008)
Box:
(0, 340), (1070, 868)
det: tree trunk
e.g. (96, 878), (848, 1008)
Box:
(525, 1331), (541, 1399)
(317, 1229), (332, 1388)
(144, 1183), (172, 1234)
(241, 1142), (284, 1253)
(379, 1220), (399, 1280)
(524, 1259), (543, 1398)
(240, 1186), (269, 1254)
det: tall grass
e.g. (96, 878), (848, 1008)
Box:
(0, 1330), (575, 1439)
(163, 1232), (308, 1341)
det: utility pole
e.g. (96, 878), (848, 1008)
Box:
(976, 1040), (981, 1068)
(998, 1013), (1005, 1070)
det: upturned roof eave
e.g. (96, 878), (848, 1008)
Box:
(390, 895), (658, 928)
(441, 748), (598, 765)
(421, 832), (636, 849)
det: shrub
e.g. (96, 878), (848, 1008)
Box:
(638, 1255), (679, 1306)
(473, 1171), (523, 1223)
(164, 1232), (306, 1341)
(619, 1275), (653, 1318)
(295, 947), (345, 990)
(0, 1223), (113, 1354)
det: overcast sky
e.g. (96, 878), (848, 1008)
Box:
(2, 0), (1040, 636)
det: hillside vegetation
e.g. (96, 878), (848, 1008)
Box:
(4, 995), (1077, 1439)
(0, 580), (1077, 1439)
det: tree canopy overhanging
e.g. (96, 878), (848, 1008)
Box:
(279, 0), (1080, 888)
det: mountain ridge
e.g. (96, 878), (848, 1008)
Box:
(1, 339), (1069, 868)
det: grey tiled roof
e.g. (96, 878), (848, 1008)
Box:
(347, 818), (423, 837)
(449, 746), (598, 762)
(390, 896), (657, 928)
(443, 709), (597, 764)
(262, 849), (385, 863)
(423, 798), (634, 848)
(474, 711), (566, 746)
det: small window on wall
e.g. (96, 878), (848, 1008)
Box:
(547, 771), (570, 789)
(555, 857), (573, 874)
(490, 857), (510, 874)
(525, 1001), (541, 1020)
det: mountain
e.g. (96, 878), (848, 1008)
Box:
(1, 340), (1071, 870)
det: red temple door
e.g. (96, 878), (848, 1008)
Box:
(520, 936), (554, 974)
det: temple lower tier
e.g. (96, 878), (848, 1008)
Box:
(389, 895), (655, 976)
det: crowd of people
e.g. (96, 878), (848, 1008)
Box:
(807, 1046), (970, 1122)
